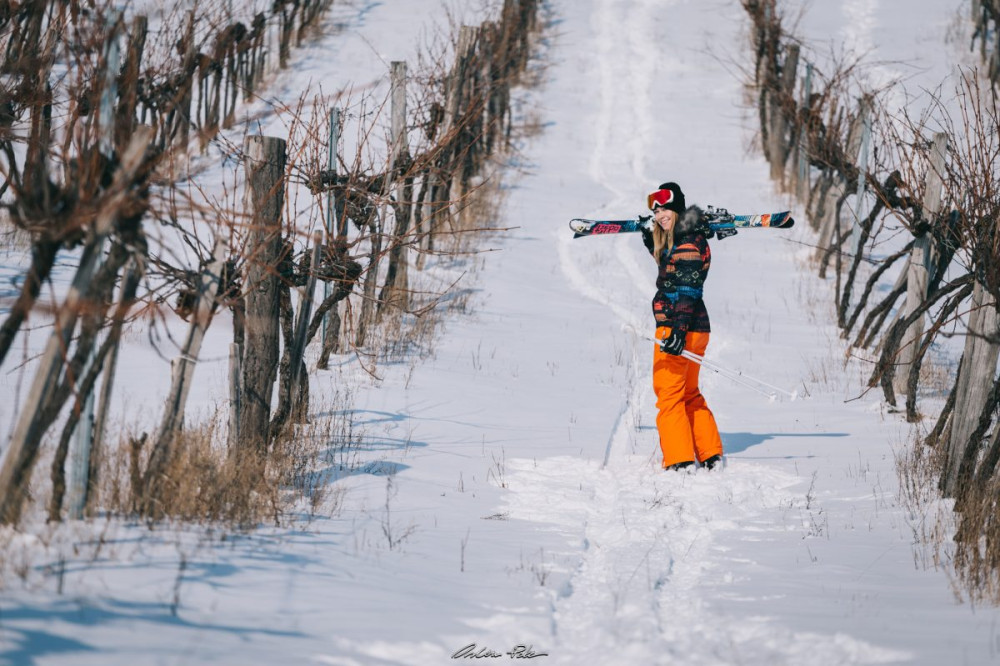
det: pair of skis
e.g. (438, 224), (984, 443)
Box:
(568, 206), (794, 239)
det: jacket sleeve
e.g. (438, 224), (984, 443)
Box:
(665, 234), (709, 332)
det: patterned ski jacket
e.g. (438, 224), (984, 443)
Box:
(641, 206), (712, 333)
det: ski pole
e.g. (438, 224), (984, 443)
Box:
(621, 324), (796, 402)
(681, 349), (798, 402)
(680, 350), (780, 401)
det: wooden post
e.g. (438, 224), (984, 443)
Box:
(228, 342), (242, 450)
(97, 12), (121, 157)
(175, 11), (196, 147)
(975, 2), (988, 62)
(756, 0), (775, 164)
(169, 359), (183, 429)
(894, 132), (947, 395)
(816, 102), (865, 273)
(416, 170), (436, 271)
(447, 27), (477, 228)
(846, 97), (872, 272)
(814, 180), (846, 265)
(836, 97), (872, 326)
(237, 135), (286, 450)
(85, 259), (141, 516)
(278, 3), (292, 69)
(807, 169), (832, 231)
(223, 29), (239, 129)
(115, 15), (146, 154)
(479, 20), (497, 156)
(265, 13), (280, 77)
(795, 61), (813, 203)
(378, 61), (411, 316)
(390, 61), (408, 168)
(942, 281), (1000, 497)
(142, 236), (229, 500)
(356, 61), (409, 345)
(289, 231), (323, 420)
(66, 378), (96, 519)
(2, 241), (102, 524)
(322, 106), (340, 345)
(247, 14), (264, 93)
(354, 213), (383, 347)
(768, 43), (799, 186)
(67, 14), (121, 520)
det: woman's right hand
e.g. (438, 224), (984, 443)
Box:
(660, 328), (686, 356)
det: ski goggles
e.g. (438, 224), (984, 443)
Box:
(647, 188), (677, 211)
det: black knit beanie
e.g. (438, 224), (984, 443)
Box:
(656, 182), (686, 214)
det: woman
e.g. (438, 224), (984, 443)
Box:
(640, 182), (724, 472)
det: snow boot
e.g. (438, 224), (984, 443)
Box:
(665, 461), (695, 472)
(702, 454), (723, 471)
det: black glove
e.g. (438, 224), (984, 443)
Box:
(715, 227), (738, 241)
(659, 328), (686, 356)
(639, 215), (654, 253)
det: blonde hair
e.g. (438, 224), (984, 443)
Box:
(652, 224), (674, 262)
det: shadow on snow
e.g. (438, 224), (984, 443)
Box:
(721, 430), (849, 456)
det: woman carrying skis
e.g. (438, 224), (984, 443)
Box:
(640, 182), (725, 472)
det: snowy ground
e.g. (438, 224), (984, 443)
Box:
(3, 0), (1000, 665)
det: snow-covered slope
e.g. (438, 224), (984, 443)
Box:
(2, 0), (999, 665)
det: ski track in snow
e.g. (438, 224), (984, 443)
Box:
(502, 457), (911, 665)
(539, 0), (912, 663)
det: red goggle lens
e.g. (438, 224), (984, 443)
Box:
(647, 189), (675, 210)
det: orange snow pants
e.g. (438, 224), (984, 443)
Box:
(653, 327), (724, 468)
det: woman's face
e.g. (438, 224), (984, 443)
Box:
(653, 207), (677, 231)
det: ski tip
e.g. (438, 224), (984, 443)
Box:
(573, 232), (585, 239)
(780, 216), (795, 229)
